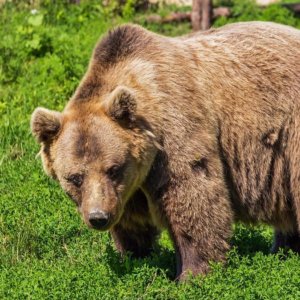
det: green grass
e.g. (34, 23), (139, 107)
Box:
(1, 1), (300, 299)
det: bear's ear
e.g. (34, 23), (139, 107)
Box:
(31, 107), (62, 143)
(103, 86), (137, 124)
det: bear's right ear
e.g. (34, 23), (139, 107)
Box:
(31, 107), (62, 143)
(102, 86), (137, 125)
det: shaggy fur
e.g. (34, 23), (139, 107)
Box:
(31, 22), (300, 280)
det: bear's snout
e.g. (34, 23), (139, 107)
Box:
(88, 210), (110, 230)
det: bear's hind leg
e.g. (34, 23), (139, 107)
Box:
(110, 189), (159, 258)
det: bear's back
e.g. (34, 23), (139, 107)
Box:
(184, 21), (300, 49)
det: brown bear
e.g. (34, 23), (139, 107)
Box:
(31, 21), (300, 281)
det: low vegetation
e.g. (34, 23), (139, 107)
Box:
(1, 1), (300, 298)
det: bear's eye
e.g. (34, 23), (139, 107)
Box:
(106, 165), (123, 181)
(66, 174), (84, 188)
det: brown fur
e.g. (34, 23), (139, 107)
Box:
(31, 22), (300, 280)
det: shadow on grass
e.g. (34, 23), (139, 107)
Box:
(104, 241), (177, 280)
(5, 222), (273, 277)
(104, 225), (274, 280)
(231, 224), (273, 256)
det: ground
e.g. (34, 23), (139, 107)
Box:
(1, 1), (300, 299)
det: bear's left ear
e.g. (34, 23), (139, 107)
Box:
(31, 107), (62, 143)
(103, 86), (137, 124)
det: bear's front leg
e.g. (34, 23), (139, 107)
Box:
(163, 176), (233, 281)
(271, 230), (300, 254)
(110, 189), (159, 258)
(111, 222), (159, 258)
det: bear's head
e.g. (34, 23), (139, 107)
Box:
(31, 86), (159, 231)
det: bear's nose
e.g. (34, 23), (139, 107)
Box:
(88, 210), (110, 229)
